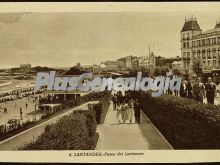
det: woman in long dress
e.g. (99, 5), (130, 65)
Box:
(127, 99), (134, 124)
(121, 101), (128, 124)
(116, 101), (122, 124)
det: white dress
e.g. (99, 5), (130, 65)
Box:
(116, 104), (122, 120)
(127, 104), (134, 121)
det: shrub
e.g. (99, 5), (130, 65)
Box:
(19, 108), (97, 150)
(139, 92), (220, 149)
(93, 103), (103, 124)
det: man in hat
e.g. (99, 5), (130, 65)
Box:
(205, 77), (216, 105)
(193, 77), (205, 103)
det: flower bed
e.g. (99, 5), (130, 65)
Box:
(19, 108), (98, 150)
(139, 92), (220, 149)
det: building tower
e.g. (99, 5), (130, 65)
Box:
(181, 17), (202, 74)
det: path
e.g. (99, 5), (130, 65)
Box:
(96, 102), (173, 150)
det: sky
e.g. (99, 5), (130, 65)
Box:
(0, 4), (220, 68)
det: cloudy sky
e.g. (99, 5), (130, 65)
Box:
(0, 5), (220, 68)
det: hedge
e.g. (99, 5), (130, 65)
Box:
(80, 90), (111, 103)
(92, 100), (110, 124)
(19, 108), (98, 150)
(139, 92), (220, 149)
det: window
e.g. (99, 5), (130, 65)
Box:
(218, 37), (220, 43)
(202, 39), (206, 46)
(183, 33), (185, 39)
(183, 43), (186, 48)
(184, 62), (187, 68)
(208, 60), (210, 66)
(187, 33), (190, 39)
(202, 49), (206, 59)
(197, 40), (201, 46)
(197, 50), (201, 58)
(213, 48), (216, 58)
(213, 60), (216, 66)
(187, 42), (189, 48)
(218, 47), (220, 55)
(207, 49), (211, 58)
(212, 38), (216, 44)
(187, 52), (190, 58)
(192, 41), (196, 47)
(206, 38), (211, 45)
(193, 50), (196, 59)
(203, 61), (206, 66)
(183, 52), (186, 58)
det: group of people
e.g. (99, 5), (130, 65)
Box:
(173, 77), (217, 105)
(112, 91), (141, 124)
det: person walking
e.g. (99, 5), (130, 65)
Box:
(3, 107), (7, 114)
(121, 100), (128, 124)
(127, 99), (134, 124)
(205, 77), (216, 105)
(186, 78), (193, 99)
(134, 99), (141, 124)
(192, 77), (205, 103)
(180, 79), (187, 98)
(112, 94), (117, 111)
(25, 102), (28, 109)
(20, 107), (23, 120)
(116, 101), (122, 124)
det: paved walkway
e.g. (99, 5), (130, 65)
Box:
(96, 102), (173, 150)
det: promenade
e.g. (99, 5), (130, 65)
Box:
(96, 102), (173, 150)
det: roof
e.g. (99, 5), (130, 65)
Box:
(181, 20), (201, 32)
(215, 22), (220, 29)
(203, 26), (220, 33)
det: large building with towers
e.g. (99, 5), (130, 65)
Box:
(181, 17), (220, 75)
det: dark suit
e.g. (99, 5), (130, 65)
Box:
(180, 83), (187, 98)
(134, 102), (141, 124)
(205, 82), (216, 104)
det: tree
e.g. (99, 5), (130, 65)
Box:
(154, 66), (169, 76)
(64, 66), (88, 75)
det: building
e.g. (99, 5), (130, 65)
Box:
(19, 63), (31, 72)
(132, 57), (139, 69)
(138, 56), (148, 68)
(117, 55), (138, 70)
(100, 63), (119, 72)
(181, 17), (220, 75)
(125, 55), (133, 69)
(138, 51), (156, 69)
(148, 52), (156, 68)
(116, 58), (126, 69)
